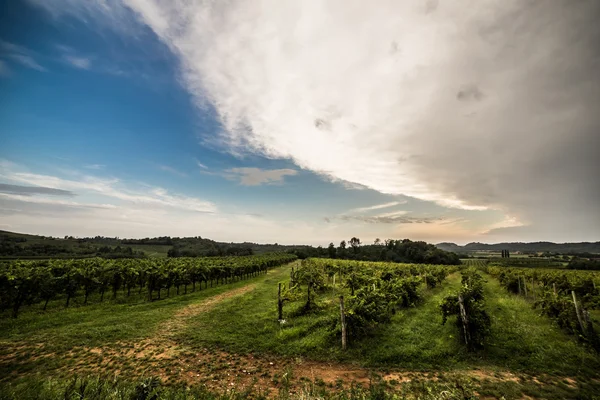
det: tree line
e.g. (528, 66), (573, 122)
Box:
(288, 238), (461, 265)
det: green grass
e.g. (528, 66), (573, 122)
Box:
(181, 271), (466, 367)
(3, 262), (600, 399)
(182, 265), (339, 359)
(480, 274), (600, 376)
(181, 268), (600, 377)
(0, 268), (280, 380)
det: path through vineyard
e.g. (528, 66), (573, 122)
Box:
(65, 267), (543, 395)
(0, 263), (295, 391)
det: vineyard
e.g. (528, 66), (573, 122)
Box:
(0, 253), (296, 318)
(484, 265), (600, 350)
(282, 258), (456, 345)
(2, 256), (600, 399)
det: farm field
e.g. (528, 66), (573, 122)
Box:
(1, 257), (600, 399)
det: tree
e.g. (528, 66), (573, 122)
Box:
(374, 238), (381, 246)
(327, 242), (337, 258)
(350, 237), (361, 254)
(339, 240), (346, 249)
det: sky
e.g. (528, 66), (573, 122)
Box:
(0, 0), (598, 245)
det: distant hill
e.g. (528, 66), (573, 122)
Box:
(436, 241), (600, 254)
(0, 230), (312, 259)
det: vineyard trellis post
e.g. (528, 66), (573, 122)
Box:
(457, 294), (470, 346)
(339, 295), (347, 350)
(523, 277), (528, 298)
(582, 310), (593, 335)
(332, 274), (336, 298)
(278, 283), (283, 321)
(571, 291), (585, 335)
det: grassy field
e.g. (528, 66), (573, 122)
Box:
(1, 261), (600, 399)
(182, 267), (599, 373)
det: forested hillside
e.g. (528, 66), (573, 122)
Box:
(437, 241), (600, 254)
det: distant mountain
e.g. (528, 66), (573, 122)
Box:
(435, 241), (600, 254)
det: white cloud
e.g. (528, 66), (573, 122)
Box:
(480, 215), (524, 235)
(117, 0), (503, 211)
(159, 165), (187, 177)
(0, 165), (215, 213)
(349, 201), (406, 214)
(0, 193), (115, 209)
(63, 55), (92, 69)
(0, 40), (46, 72)
(84, 164), (105, 170)
(375, 210), (409, 219)
(196, 160), (208, 169)
(8, 54), (46, 71)
(0, 162), (549, 244)
(222, 167), (297, 186)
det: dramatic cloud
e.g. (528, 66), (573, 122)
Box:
(223, 168), (297, 186)
(0, 183), (75, 197)
(25, 0), (600, 241)
(116, 0), (599, 240)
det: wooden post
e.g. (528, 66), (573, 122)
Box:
(458, 294), (470, 346)
(339, 296), (347, 350)
(583, 309), (594, 337)
(532, 279), (536, 301)
(571, 291), (586, 335)
(278, 283), (283, 320)
(332, 275), (336, 298)
(523, 277), (528, 298)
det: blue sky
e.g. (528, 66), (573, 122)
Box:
(0, 0), (598, 244)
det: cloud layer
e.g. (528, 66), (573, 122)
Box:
(21, 0), (600, 241)
(118, 0), (598, 239)
(0, 183), (75, 197)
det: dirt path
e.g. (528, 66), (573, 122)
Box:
(155, 284), (258, 341)
(79, 283), (260, 372)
